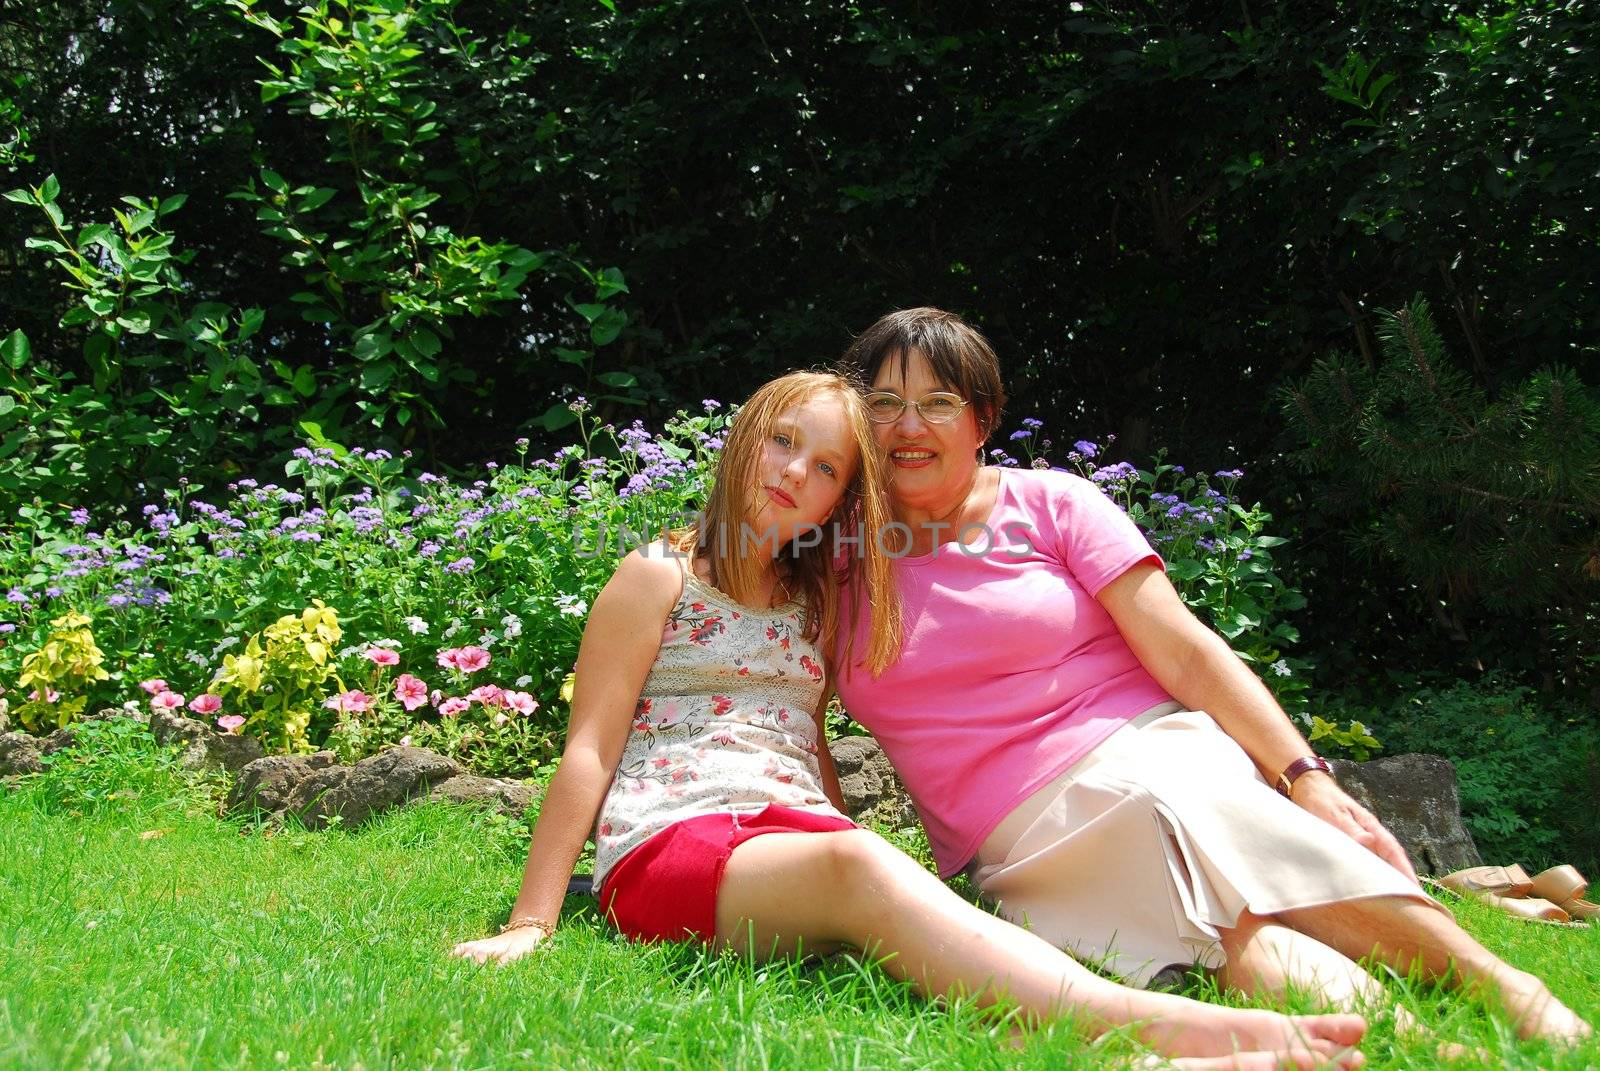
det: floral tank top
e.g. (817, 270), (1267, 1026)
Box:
(591, 565), (844, 887)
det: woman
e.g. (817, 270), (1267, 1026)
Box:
(833, 307), (1590, 1044)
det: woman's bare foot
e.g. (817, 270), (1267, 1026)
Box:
(1495, 969), (1592, 1043)
(1143, 1007), (1365, 1068)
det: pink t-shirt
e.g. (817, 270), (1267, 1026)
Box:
(834, 467), (1172, 876)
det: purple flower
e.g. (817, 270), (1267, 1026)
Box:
(290, 531), (322, 543)
(1214, 469), (1244, 480)
(44, 586), (63, 598)
(1021, 417), (1044, 430)
(1090, 462), (1137, 484)
(444, 556), (475, 574)
(702, 399), (721, 411)
(1074, 441), (1099, 459)
(69, 508), (90, 527)
(106, 594), (130, 608)
(6, 588), (25, 603)
(0, 623), (15, 633)
(1009, 429), (1032, 442)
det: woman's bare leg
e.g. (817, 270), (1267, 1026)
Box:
(1218, 911), (1480, 1059)
(1273, 895), (1591, 1043)
(715, 829), (1366, 1068)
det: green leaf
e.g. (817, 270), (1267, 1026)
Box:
(158, 193), (188, 216)
(291, 365), (317, 397)
(571, 302), (607, 323)
(299, 187), (337, 212)
(597, 371), (637, 389)
(238, 307), (266, 341)
(261, 169), (289, 194)
(409, 327), (441, 359)
(595, 266), (629, 299)
(0, 396), (15, 417)
(590, 307), (628, 347)
(299, 420), (326, 444)
(553, 347), (591, 366)
(39, 174), (60, 202)
(1, 330), (31, 370)
(537, 403), (579, 431)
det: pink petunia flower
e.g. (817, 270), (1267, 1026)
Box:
(322, 689), (372, 714)
(504, 690), (539, 716)
(438, 697), (469, 718)
(393, 673), (429, 711)
(468, 684), (506, 708)
(364, 647), (400, 667)
(150, 691), (185, 710)
(29, 688), (61, 704)
(491, 711), (510, 727)
(453, 646), (491, 674)
(398, 734), (413, 747)
(436, 648), (462, 670)
(216, 714), (246, 734)
(139, 678), (169, 695)
(188, 694), (222, 716)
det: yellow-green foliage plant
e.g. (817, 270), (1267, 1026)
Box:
(209, 601), (344, 751)
(13, 611), (111, 731)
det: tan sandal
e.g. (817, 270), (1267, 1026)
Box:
(1531, 865), (1600, 922)
(1426, 869), (1579, 926)
(1439, 864), (1534, 898)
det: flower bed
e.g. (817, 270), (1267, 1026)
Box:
(1, 403), (1311, 775)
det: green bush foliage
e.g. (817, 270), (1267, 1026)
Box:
(1284, 298), (1600, 689)
(1343, 677), (1600, 875)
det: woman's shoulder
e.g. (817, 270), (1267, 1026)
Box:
(994, 465), (1099, 510)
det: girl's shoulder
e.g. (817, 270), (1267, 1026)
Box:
(602, 540), (689, 614)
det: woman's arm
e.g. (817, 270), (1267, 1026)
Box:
(452, 548), (681, 963)
(1097, 562), (1419, 883)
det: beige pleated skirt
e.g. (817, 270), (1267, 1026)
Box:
(969, 706), (1448, 987)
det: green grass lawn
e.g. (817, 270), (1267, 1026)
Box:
(3, 738), (1598, 1070)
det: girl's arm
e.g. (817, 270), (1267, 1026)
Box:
(1097, 562), (1419, 883)
(810, 683), (847, 814)
(452, 548), (681, 964)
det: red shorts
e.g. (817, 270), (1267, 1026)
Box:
(598, 805), (857, 944)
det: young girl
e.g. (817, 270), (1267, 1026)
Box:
(451, 371), (1366, 1070)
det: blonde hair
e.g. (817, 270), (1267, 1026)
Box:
(669, 370), (903, 675)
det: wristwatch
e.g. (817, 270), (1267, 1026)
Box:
(1276, 755), (1334, 798)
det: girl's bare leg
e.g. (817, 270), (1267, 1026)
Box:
(716, 829), (1366, 1068)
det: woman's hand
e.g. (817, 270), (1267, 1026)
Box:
(451, 927), (550, 965)
(1292, 772), (1420, 885)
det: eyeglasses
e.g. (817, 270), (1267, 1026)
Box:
(862, 391), (970, 425)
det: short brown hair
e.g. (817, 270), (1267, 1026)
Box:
(838, 307), (1007, 442)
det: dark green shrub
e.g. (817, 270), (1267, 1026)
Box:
(1346, 678), (1600, 876)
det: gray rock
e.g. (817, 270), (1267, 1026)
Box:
(292, 746), (465, 830)
(1331, 753), (1482, 876)
(40, 727), (76, 754)
(0, 731), (45, 776)
(227, 751), (341, 817)
(832, 734), (918, 827)
(147, 709), (264, 774)
(427, 774), (540, 818)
